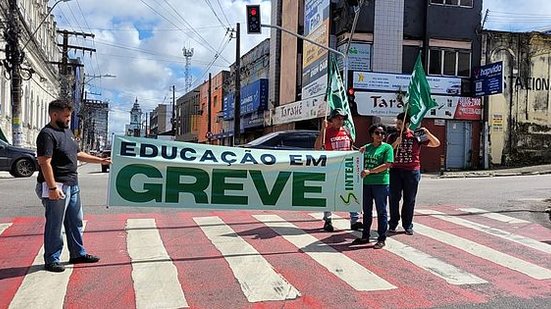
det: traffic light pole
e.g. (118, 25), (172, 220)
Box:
(233, 23), (241, 146)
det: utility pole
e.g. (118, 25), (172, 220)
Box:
(233, 23), (241, 146)
(145, 112), (149, 138)
(55, 30), (96, 100)
(183, 47), (194, 93)
(5, 0), (23, 146)
(207, 73), (212, 144)
(172, 85), (176, 136)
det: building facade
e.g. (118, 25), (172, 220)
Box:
(175, 86), (201, 142)
(222, 38), (270, 145)
(483, 30), (551, 166)
(80, 99), (109, 151)
(270, 0), (483, 172)
(0, 0), (61, 148)
(149, 104), (173, 137)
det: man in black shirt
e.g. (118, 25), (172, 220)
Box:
(36, 99), (111, 272)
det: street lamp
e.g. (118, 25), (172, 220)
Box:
(21, 0), (73, 51)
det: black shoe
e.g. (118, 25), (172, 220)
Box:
(69, 254), (100, 264)
(350, 222), (363, 231)
(45, 262), (65, 272)
(351, 238), (370, 245)
(405, 229), (414, 235)
(373, 241), (386, 249)
(323, 220), (334, 232)
(387, 228), (397, 235)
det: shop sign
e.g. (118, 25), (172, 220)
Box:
(353, 72), (461, 95)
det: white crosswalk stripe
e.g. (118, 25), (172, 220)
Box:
(194, 216), (300, 302)
(254, 214), (397, 291)
(456, 208), (530, 224)
(126, 218), (188, 309)
(9, 222), (87, 309)
(0, 223), (11, 235)
(418, 209), (551, 254)
(310, 213), (487, 285)
(414, 223), (551, 280)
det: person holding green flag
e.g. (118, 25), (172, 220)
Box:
(386, 53), (441, 235)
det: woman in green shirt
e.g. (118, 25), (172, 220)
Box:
(352, 124), (394, 249)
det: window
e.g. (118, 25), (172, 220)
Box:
(431, 0), (473, 7)
(428, 49), (471, 77)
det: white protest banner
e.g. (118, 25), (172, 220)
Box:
(108, 136), (363, 212)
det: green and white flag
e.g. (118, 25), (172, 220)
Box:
(327, 56), (356, 141)
(406, 53), (438, 130)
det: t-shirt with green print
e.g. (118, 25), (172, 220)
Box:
(363, 142), (394, 185)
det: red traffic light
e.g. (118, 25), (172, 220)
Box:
(250, 8), (257, 16)
(348, 88), (355, 96)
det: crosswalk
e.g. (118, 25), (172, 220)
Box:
(0, 206), (550, 309)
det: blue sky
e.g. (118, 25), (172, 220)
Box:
(54, 0), (271, 135)
(52, 0), (550, 136)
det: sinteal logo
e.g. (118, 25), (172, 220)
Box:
(339, 157), (360, 206)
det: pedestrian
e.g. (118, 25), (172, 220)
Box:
(352, 124), (393, 249)
(36, 99), (111, 272)
(386, 112), (440, 235)
(314, 108), (361, 232)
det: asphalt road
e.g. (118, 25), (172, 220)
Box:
(1, 163), (550, 308)
(1, 163), (549, 227)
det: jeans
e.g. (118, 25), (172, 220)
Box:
(323, 211), (360, 224)
(36, 183), (87, 264)
(389, 169), (421, 231)
(361, 184), (389, 241)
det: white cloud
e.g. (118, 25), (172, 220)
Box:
(483, 0), (551, 32)
(54, 0), (271, 136)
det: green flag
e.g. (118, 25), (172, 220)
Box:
(327, 56), (356, 141)
(406, 53), (438, 130)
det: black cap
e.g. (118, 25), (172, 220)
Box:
(328, 108), (348, 120)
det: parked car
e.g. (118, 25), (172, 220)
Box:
(0, 139), (38, 177)
(241, 130), (319, 150)
(100, 147), (111, 173)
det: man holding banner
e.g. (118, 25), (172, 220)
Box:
(387, 54), (441, 235)
(314, 56), (361, 232)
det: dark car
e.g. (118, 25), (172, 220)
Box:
(241, 130), (319, 150)
(100, 147), (111, 173)
(0, 139), (38, 177)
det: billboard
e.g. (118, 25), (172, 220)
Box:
(224, 79), (269, 120)
(301, 0), (331, 100)
(353, 72), (462, 95)
(356, 91), (481, 120)
(337, 42), (372, 72)
(473, 61), (503, 97)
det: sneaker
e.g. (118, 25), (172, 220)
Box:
(69, 254), (101, 264)
(323, 220), (334, 232)
(350, 222), (363, 231)
(45, 262), (65, 272)
(351, 238), (370, 245)
(373, 241), (386, 249)
(405, 229), (414, 236)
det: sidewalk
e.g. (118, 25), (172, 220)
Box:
(438, 164), (551, 178)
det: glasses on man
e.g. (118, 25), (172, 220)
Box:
(373, 131), (385, 136)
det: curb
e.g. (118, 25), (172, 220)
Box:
(439, 170), (551, 179)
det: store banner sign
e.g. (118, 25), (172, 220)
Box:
(356, 92), (481, 120)
(353, 72), (461, 95)
(108, 136), (362, 212)
(473, 61), (503, 96)
(302, 0), (330, 99)
(337, 42), (371, 71)
(272, 94), (327, 125)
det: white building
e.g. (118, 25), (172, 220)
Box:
(0, 0), (61, 148)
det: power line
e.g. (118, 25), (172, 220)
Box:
(215, 0), (232, 26)
(203, 0), (228, 29)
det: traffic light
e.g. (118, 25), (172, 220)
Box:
(246, 5), (261, 34)
(347, 88), (358, 116)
